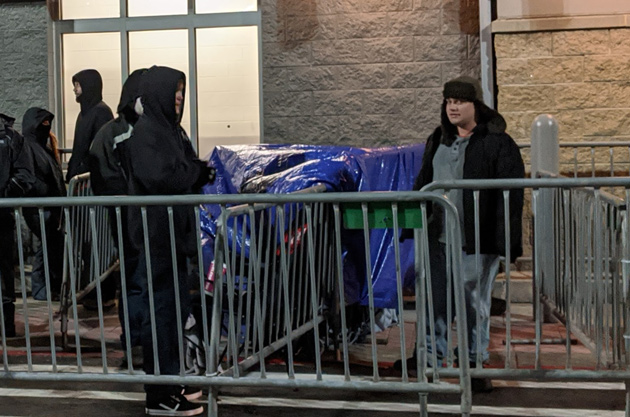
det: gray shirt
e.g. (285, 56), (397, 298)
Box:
(430, 135), (470, 243)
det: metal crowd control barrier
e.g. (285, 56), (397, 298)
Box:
(520, 141), (630, 177)
(59, 173), (118, 348)
(422, 177), (630, 416)
(0, 191), (472, 417)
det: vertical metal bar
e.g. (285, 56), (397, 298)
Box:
(248, 206), (266, 378)
(141, 207), (160, 375)
(472, 190), (482, 367)
(88, 207), (108, 373)
(194, 207), (212, 375)
(277, 205), (295, 378)
(224, 217), (240, 376)
(532, 189), (542, 370)
(166, 207), (185, 376)
(361, 203), (379, 381)
(14, 209), (33, 371)
(503, 191), (512, 369)
(63, 207), (83, 372)
(562, 190), (573, 370)
(574, 148), (578, 178)
(305, 204), (322, 380)
(333, 204), (350, 381)
(115, 206), (134, 372)
(591, 147), (596, 177)
(593, 190), (604, 369)
(208, 207), (227, 375)
(39, 208), (58, 372)
(391, 203), (408, 382)
(421, 203), (438, 381)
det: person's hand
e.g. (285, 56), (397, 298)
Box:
(5, 177), (26, 197)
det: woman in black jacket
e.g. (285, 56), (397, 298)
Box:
(21, 108), (66, 301)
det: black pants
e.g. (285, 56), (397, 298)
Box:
(25, 210), (63, 300)
(0, 209), (15, 307)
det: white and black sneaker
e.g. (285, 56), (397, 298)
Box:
(145, 392), (204, 416)
(180, 385), (203, 401)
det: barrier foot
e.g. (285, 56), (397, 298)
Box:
(207, 387), (219, 417)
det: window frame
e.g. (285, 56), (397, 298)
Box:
(52, 0), (263, 152)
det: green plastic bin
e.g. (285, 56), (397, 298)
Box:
(342, 201), (423, 229)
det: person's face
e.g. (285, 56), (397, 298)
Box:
(445, 98), (476, 129)
(175, 81), (184, 116)
(73, 82), (82, 103)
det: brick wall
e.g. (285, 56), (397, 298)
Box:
(262, 0), (481, 147)
(0, 2), (49, 132)
(495, 29), (630, 174)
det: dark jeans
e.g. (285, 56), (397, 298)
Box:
(137, 250), (191, 398)
(25, 210), (63, 301)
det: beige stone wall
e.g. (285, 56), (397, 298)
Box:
(261, 0), (481, 147)
(497, 0), (630, 20)
(495, 28), (630, 175)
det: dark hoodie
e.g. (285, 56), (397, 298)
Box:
(123, 66), (209, 256)
(22, 108), (66, 199)
(412, 100), (525, 262)
(0, 113), (35, 198)
(66, 69), (114, 182)
(88, 68), (146, 196)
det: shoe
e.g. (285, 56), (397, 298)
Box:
(145, 393), (204, 416)
(393, 356), (417, 373)
(180, 386), (202, 401)
(471, 377), (493, 393)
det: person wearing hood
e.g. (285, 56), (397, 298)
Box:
(0, 113), (35, 337)
(397, 76), (525, 391)
(66, 69), (114, 182)
(88, 68), (147, 368)
(21, 108), (66, 302)
(121, 66), (214, 416)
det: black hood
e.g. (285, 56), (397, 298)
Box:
(0, 113), (15, 128)
(117, 68), (147, 123)
(22, 107), (54, 143)
(439, 100), (507, 145)
(139, 66), (186, 128)
(72, 69), (104, 114)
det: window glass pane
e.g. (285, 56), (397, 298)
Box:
(61, 0), (120, 19)
(128, 0), (187, 17)
(62, 33), (122, 148)
(129, 30), (191, 137)
(196, 26), (260, 159)
(196, 0), (257, 14)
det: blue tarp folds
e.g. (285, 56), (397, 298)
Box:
(199, 144), (424, 308)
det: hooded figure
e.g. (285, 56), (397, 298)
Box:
(120, 66), (211, 415)
(88, 68), (146, 196)
(0, 113), (35, 337)
(397, 76), (524, 389)
(21, 108), (66, 301)
(87, 68), (147, 362)
(66, 69), (114, 182)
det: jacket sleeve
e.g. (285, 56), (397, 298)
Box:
(494, 134), (525, 262)
(8, 134), (36, 197)
(88, 125), (128, 196)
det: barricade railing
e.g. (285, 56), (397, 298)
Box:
(60, 173), (118, 348)
(0, 191), (473, 417)
(519, 141), (630, 177)
(422, 177), (630, 404)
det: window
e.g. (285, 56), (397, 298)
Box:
(53, 0), (261, 156)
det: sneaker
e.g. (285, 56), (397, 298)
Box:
(145, 393), (204, 416)
(180, 386), (202, 401)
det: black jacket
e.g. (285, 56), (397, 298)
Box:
(88, 69), (145, 196)
(66, 69), (114, 182)
(0, 113), (35, 198)
(413, 106), (525, 262)
(122, 66), (209, 256)
(21, 108), (66, 199)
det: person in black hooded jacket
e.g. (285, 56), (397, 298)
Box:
(21, 108), (66, 301)
(66, 69), (114, 182)
(121, 66), (213, 416)
(0, 113), (35, 337)
(88, 68), (147, 367)
(396, 77), (524, 391)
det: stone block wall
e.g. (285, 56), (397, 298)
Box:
(0, 2), (49, 132)
(262, 0), (481, 147)
(495, 29), (630, 176)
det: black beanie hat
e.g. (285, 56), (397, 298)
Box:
(443, 76), (484, 103)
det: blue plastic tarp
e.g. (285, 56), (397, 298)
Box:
(199, 143), (424, 308)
